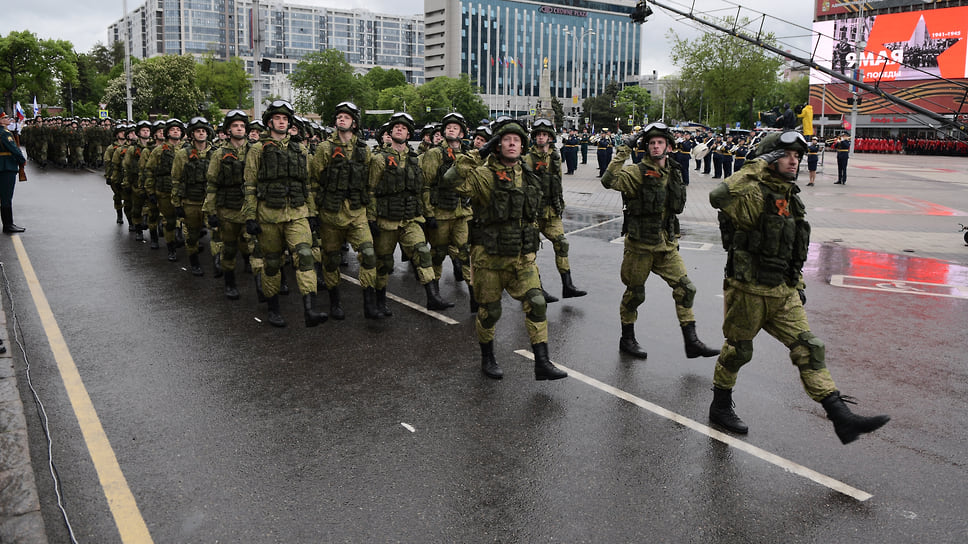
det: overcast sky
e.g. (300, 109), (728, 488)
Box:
(2, 0), (815, 76)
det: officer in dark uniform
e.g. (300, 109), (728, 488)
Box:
(733, 137), (749, 172)
(0, 111), (27, 233)
(562, 128), (580, 174)
(834, 134), (850, 184)
(675, 132), (693, 185)
(596, 128), (614, 177)
(579, 130), (590, 164)
(806, 136), (820, 186)
(711, 137), (724, 179)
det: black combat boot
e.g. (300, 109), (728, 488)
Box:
(682, 322), (720, 358)
(266, 295), (286, 327)
(709, 387), (748, 434)
(254, 273), (267, 303)
(533, 343), (567, 381)
(363, 287), (383, 319)
(468, 285), (479, 314)
(821, 391), (890, 444)
(116, 209), (124, 224)
(134, 226), (144, 242)
(560, 270), (587, 298)
(376, 288), (392, 317)
(303, 293), (328, 328)
(315, 262), (326, 291)
(148, 227), (160, 249)
(327, 286), (345, 320)
(425, 281), (452, 311)
(174, 226), (185, 248)
(542, 287), (559, 304)
(189, 253), (204, 276)
(1, 205), (25, 233)
(619, 323), (648, 359)
(166, 242), (178, 262)
(452, 258), (464, 282)
(480, 341), (503, 379)
(223, 270), (240, 300)
(212, 252), (223, 278)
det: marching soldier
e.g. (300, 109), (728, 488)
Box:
(140, 120), (166, 249)
(601, 122), (720, 361)
(171, 117), (216, 276)
(368, 112), (451, 314)
(308, 101), (382, 319)
(145, 119), (186, 262)
(122, 120), (153, 241)
(103, 124), (127, 224)
(524, 118), (586, 301)
(243, 100), (328, 328)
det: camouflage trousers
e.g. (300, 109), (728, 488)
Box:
(155, 192), (179, 244)
(538, 215), (569, 274)
(620, 242), (695, 326)
(319, 215), (377, 289)
(471, 249), (547, 345)
(215, 218), (247, 272)
(181, 201), (205, 256)
(428, 216), (469, 283)
(258, 218), (316, 298)
(374, 218), (434, 289)
(713, 285), (837, 401)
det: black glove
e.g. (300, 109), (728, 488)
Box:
(368, 220), (380, 239)
(174, 206), (186, 218)
(479, 135), (500, 160)
(147, 193), (158, 205)
(307, 216), (320, 231)
(759, 149), (787, 165)
(245, 219), (262, 235)
(208, 214), (220, 229)
(425, 216), (438, 229)
(797, 288), (806, 305)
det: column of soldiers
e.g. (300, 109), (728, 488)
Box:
(21, 116), (114, 170)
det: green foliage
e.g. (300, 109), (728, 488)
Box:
(581, 80), (622, 130)
(361, 67), (407, 93)
(616, 86), (652, 127)
(196, 53), (252, 110)
(0, 30), (77, 114)
(374, 84), (422, 128)
(415, 75), (489, 127)
(103, 54), (203, 119)
(551, 96), (564, 127)
(289, 49), (364, 123)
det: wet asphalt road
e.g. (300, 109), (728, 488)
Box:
(2, 158), (967, 543)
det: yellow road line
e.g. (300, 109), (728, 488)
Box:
(12, 236), (154, 543)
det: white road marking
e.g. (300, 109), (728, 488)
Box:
(340, 275), (460, 324)
(565, 215), (623, 236)
(401, 423), (416, 433)
(514, 349), (874, 502)
(830, 275), (968, 299)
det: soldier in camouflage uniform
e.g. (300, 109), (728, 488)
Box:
(145, 119), (185, 262)
(419, 112), (472, 302)
(243, 100), (327, 328)
(308, 101), (382, 319)
(122, 120), (153, 241)
(601, 122), (719, 361)
(139, 120), (165, 249)
(110, 125), (137, 227)
(709, 131), (890, 443)
(171, 117), (216, 276)
(441, 119), (567, 381)
(524, 118), (586, 302)
(368, 112), (450, 315)
(204, 110), (251, 300)
(49, 117), (69, 167)
(103, 125), (127, 224)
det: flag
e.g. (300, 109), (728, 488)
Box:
(31, 96), (39, 117)
(14, 102), (25, 122)
(490, 54), (494, 66)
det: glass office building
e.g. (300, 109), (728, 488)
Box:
(425, 0), (640, 115)
(109, 0), (425, 87)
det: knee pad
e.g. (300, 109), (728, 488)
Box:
(264, 252), (284, 276)
(377, 253), (395, 276)
(720, 339), (754, 373)
(294, 243), (314, 271)
(525, 288), (547, 322)
(414, 242), (432, 268)
(324, 250), (342, 272)
(431, 245), (447, 266)
(624, 285), (646, 310)
(673, 276), (697, 308)
(554, 235), (569, 258)
(792, 332), (826, 370)
(359, 242), (377, 269)
(222, 241), (238, 262)
(479, 300), (502, 329)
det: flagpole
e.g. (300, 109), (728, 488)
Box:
(122, 0), (133, 120)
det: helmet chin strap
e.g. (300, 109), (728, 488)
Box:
(391, 134), (408, 144)
(338, 125), (353, 133)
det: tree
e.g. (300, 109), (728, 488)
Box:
(415, 75), (489, 127)
(374, 84), (422, 128)
(551, 96), (564, 127)
(669, 19), (783, 129)
(0, 30), (77, 114)
(103, 54), (203, 119)
(581, 80), (622, 131)
(289, 49), (363, 122)
(196, 53), (252, 111)
(361, 67), (407, 93)
(616, 86), (652, 128)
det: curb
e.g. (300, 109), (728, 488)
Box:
(0, 300), (49, 543)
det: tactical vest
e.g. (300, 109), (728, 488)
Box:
(125, 145), (143, 186)
(154, 144), (177, 194)
(178, 147), (212, 202)
(257, 140), (308, 209)
(532, 150), (564, 214)
(215, 145), (247, 210)
(469, 165), (542, 256)
(318, 141), (369, 213)
(374, 151), (423, 220)
(431, 147), (462, 211)
(720, 182), (810, 287)
(622, 162), (686, 245)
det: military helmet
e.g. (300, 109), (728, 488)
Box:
(491, 116), (529, 149)
(440, 112), (468, 135)
(752, 131), (808, 160)
(113, 124), (127, 136)
(247, 119), (265, 133)
(165, 118), (185, 138)
(472, 125), (492, 140)
(187, 116), (214, 138)
(124, 124), (137, 135)
(419, 124), (436, 139)
(135, 119), (152, 132)
(152, 120), (167, 131)
(531, 118), (556, 142)
(262, 99), (295, 126)
(334, 101), (361, 127)
(376, 122), (391, 141)
(222, 109), (249, 132)
(640, 122), (675, 148)
(387, 112), (415, 137)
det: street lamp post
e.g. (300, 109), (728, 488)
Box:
(563, 27), (595, 127)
